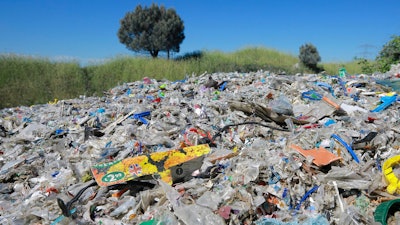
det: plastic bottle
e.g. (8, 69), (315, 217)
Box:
(339, 67), (347, 78)
(0, 158), (25, 175)
(339, 206), (364, 225)
(110, 196), (137, 217)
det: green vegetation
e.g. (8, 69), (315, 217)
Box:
(320, 60), (363, 75)
(299, 43), (322, 73)
(118, 4), (185, 58)
(1, 47), (365, 109)
(354, 58), (377, 74)
(376, 35), (400, 72)
(0, 54), (86, 109)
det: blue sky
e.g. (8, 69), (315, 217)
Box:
(1, 0), (399, 64)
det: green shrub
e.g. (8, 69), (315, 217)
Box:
(299, 43), (322, 72)
(355, 58), (377, 74)
(376, 35), (400, 72)
(175, 50), (204, 61)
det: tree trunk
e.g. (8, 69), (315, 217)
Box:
(150, 50), (159, 58)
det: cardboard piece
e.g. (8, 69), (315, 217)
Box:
(91, 144), (211, 186)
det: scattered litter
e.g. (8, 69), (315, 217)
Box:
(1, 69), (400, 225)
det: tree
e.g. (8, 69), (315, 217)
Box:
(299, 43), (321, 72)
(118, 4), (185, 58)
(376, 35), (400, 72)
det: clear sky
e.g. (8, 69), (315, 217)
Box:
(1, 0), (399, 65)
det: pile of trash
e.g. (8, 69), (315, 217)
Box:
(375, 63), (400, 93)
(1, 70), (400, 225)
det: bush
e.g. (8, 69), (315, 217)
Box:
(175, 50), (204, 61)
(299, 43), (322, 72)
(376, 35), (400, 72)
(355, 57), (375, 74)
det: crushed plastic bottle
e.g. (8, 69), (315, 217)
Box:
(110, 196), (137, 217)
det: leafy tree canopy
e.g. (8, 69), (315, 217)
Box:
(299, 43), (321, 72)
(376, 35), (400, 72)
(118, 4), (185, 58)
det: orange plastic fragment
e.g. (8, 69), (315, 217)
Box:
(45, 187), (59, 195)
(322, 96), (340, 109)
(111, 187), (129, 198)
(290, 144), (342, 167)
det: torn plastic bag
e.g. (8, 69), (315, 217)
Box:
(16, 122), (51, 141)
(233, 162), (260, 185)
(196, 190), (222, 210)
(352, 131), (378, 149)
(174, 204), (226, 225)
(110, 196), (137, 217)
(269, 94), (294, 116)
(316, 166), (373, 190)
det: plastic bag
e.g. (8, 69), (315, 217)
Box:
(317, 166), (372, 190)
(174, 204), (226, 225)
(196, 191), (222, 210)
(269, 94), (294, 116)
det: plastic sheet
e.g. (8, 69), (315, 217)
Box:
(110, 196), (137, 217)
(255, 214), (330, 225)
(269, 93), (294, 116)
(317, 166), (373, 190)
(174, 204), (226, 225)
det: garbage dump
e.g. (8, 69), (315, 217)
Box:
(1, 67), (400, 225)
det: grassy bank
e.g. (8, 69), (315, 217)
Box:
(1, 48), (363, 109)
(0, 54), (87, 109)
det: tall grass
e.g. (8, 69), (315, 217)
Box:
(86, 56), (192, 96)
(232, 47), (299, 72)
(0, 54), (86, 108)
(321, 61), (363, 75)
(1, 48), (365, 109)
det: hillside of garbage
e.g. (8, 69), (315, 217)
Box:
(1, 66), (400, 224)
